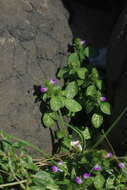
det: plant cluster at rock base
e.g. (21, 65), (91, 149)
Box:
(0, 130), (127, 190)
(1, 39), (127, 190)
(40, 38), (111, 153)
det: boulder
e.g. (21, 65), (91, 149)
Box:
(106, 1), (127, 154)
(0, 0), (72, 154)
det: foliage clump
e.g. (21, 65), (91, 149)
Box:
(0, 39), (127, 190)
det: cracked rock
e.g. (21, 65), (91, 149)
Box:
(0, 0), (72, 155)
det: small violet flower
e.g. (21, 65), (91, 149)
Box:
(105, 152), (113, 158)
(118, 162), (125, 169)
(80, 40), (86, 45)
(50, 79), (57, 84)
(100, 96), (107, 102)
(93, 164), (102, 171)
(51, 166), (58, 172)
(40, 87), (48, 93)
(83, 173), (91, 179)
(75, 176), (82, 184)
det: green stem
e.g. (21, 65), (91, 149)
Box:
(101, 129), (116, 156)
(101, 129), (120, 163)
(15, 176), (26, 190)
(93, 106), (127, 149)
(0, 180), (27, 189)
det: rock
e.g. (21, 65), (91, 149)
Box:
(62, 0), (122, 48)
(0, 0), (72, 155)
(106, 1), (127, 154)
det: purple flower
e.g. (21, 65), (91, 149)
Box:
(118, 162), (125, 169)
(40, 87), (48, 93)
(83, 173), (91, 179)
(100, 96), (107, 102)
(80, 40), (86, 45)
(93, 164), (102, 171)
(51, 166), (58, 172)
(105, 152), (113, 158)
(75, 176), (82, 184)
(50, 79), (57, 84)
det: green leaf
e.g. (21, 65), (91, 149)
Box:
(86, 85), (97, 97)
(0, 175), (3, 184)
(91, 68), (99, 80)
(51, 86), (61, 96)
(106, 176), (115, 189)
(63, 137), (71, 149)
(71, 168), (76, 179)
(94, 175), (105, 189)
(95, 80), (103, 90)
(43, 113), (55, 128)
(100, 102), (111, 115)
(82, 127), (91, 140)
(65, 82), (78, 98)
(85, 47), (89, 57)
(77, 67), (88, 79)
(50, 96), (62, 111)
(32, 171), (58, 188)
(48, 112), (58, 120)
(85, 100), (95, 113)
(42, 93), (48, 102)
(65, 99), (82, 112)
(77, 80), (84, 86)
(57, 68), (68, 79)
(56, 130), (66, 139)
(68, 53), (80, 68)
(23, 156), (38, 171)
(13, 140), (29, 149)
(91, 113), (103, 128)
(79, 48), (86, 61)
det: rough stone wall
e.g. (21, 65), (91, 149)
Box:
(0, 0), (72, 154)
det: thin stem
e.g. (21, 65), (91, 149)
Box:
(0, 180), (27, 188)
(101, 129), (116, 156)
(15, 176), (26, 190)
(93, 106), (127, 149)
(101, 129), (119, 163)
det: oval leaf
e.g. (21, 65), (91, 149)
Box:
(82, 127), (91, 140)
(56, 130), (66, 139)
(95, 79), (103, 90)
(91, 68), (99, 80)
(91, 113), (103, 128)
(86, 85), (97, 97)
(42, 113), (55, 128)
(65, 99), (82, 112)
(100, 102), (111, 115)
(65, 82), (78, 98)
(68, 53), (80, 68)
(50, 96), (62, 111)
(94, 175), (105, 189)
(85, 47), (89, 57)
(77, 67), (88, 79)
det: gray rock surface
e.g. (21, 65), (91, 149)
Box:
(0, 0), (72, 154)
